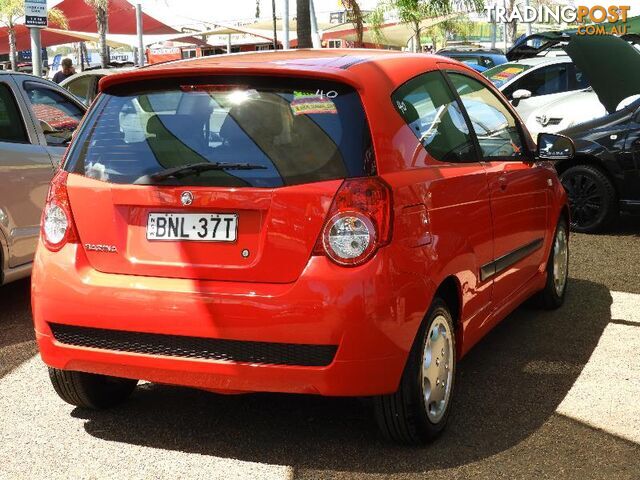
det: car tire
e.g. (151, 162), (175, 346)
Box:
(560, 165), (618, 233)
(373, 298), (456, 445)
(533, 217), (569, 310)
(48, 367), (138, 409)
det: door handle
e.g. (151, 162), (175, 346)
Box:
(498, 174), (508, 191)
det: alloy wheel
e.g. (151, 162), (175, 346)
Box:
(562, 173), (603, 229)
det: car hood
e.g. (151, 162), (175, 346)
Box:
(506, 32), (571, 61)
(531, 90), (604, 118)
(565, 35), (640, 113)
(561, 103), (633, 137)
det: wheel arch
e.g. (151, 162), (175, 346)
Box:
(433, 275), (463, 356)
(555, 154), (619, 196)
(0, 227), (7, 285)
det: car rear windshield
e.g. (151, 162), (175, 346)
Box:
(483, 63), (532, 88)
(64, 77), (375, 187)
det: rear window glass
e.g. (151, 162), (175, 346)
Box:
(483, 63), (531, 88)
(64, 77), (375, 187)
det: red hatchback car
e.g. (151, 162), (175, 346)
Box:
(32, 50), (572, 444)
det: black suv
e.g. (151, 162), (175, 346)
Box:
(558, 100), (640, 232)
(552, 34), (640, 233)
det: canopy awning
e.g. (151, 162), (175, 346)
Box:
(51, 0), (176, 35)
(0, 0), (178, 55)
(44, 28), (209, 49)
(322, 14), (460, 47)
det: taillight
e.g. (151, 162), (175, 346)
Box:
(41, 171), (78, 251)
(314, 177), (392, 266)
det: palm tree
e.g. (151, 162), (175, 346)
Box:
(341, 0), (364, 47)
(296, 0), (312, 48)
(372, 0), (484, 52)
(0, 0), (67, 70)
(271, 0), (278, 49)
(84, 0), (109, 68)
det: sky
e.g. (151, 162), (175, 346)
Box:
(47, 0), (640, 30)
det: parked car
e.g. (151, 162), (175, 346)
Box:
(60, 67), (135, 105)
(32, 50), (571, 445)
(553, 35), (640, 232)
(436, 47), (507, 72)
(0, 71), (86, 285)
(525, 88), (605, 139)
(483, 55), (592, 133)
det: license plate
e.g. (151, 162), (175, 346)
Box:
(147, 213), (238, 242)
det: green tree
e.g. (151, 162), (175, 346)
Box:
(84, 0), (109, 68)
(424, 16), (474, 51)
(373, 0), (484, 52)
(502, 0), (553, 47)
(0, 0), (67, 70)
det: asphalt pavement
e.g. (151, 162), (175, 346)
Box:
(1, 215), (639, 480)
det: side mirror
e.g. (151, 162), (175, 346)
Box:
(511, 89), (532, 107)
(512, 89), (532, 100)
(39, 119), (58, 134)
(536, 133), (575, 160)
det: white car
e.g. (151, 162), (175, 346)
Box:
(60, 68), (135, 105)
(525, 88), (606, 139)
(483, 56), (590, 136)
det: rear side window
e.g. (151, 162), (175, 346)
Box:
(65, 77), (374, 187)
(23, 82), (84, 145)
(391, 71), (476, 163)
(449, 73), (526, 160)
(0, 83), (28, 143)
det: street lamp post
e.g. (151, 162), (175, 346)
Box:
(309, 0), (321, 48)
(282, 0), (289, 49)
(135, 2), (144, 67)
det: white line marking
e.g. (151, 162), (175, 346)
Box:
(611, 291), (640, 324)
(557, 290), (640, 444)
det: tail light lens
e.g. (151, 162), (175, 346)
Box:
(41, 171), (78, 251)
(314, 177), (392, 266)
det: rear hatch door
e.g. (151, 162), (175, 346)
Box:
(64, 75), (374, 283)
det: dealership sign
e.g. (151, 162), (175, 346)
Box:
(24, 0), (47, 28)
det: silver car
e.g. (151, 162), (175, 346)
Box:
(0, 71), (86, 285)
(61, 68), (135, 105)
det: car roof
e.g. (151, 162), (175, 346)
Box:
(439, 49), (505, 56)
(60, 67), (135, 86)
(99, 49), (471, 93)
(0, 70), (56, 82)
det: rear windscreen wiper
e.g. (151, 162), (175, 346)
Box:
(134, 162), (267, 185)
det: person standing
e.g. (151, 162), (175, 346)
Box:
(53, 58), (76, 84)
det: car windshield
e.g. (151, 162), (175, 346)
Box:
(483, 63), (532, 88)
(64, 77), (374, 187)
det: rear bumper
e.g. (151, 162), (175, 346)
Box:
(32, 244), (432, 396)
